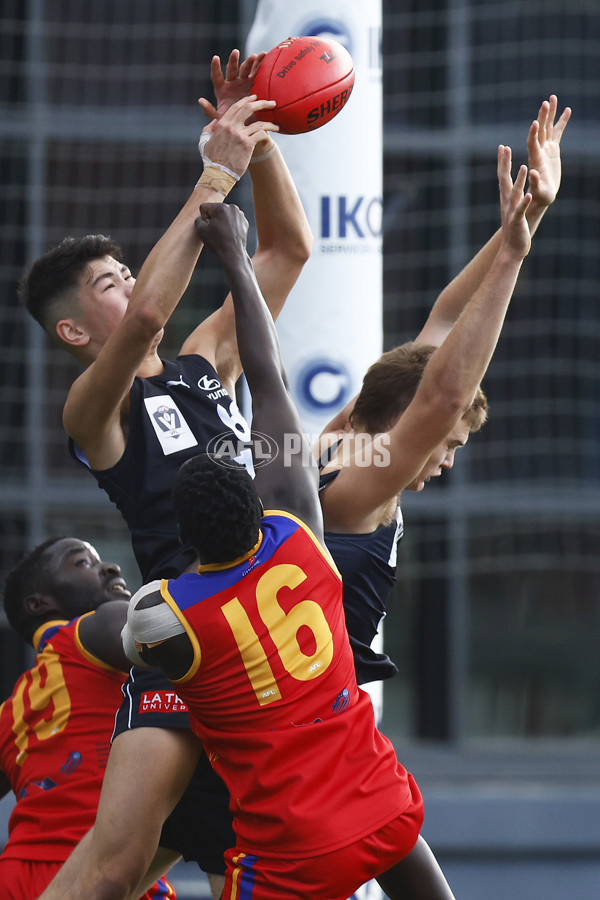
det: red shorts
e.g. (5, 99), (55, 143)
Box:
(223, 772), (424, 900)
(0, 859), (62, 900)
(0, 857), (175, 900)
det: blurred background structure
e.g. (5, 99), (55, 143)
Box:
(1, 2), (599, 898)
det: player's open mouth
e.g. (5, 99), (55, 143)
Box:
(108, 581), (131, 598)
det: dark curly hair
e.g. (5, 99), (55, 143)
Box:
(172, 455), (262, 564)
(350, 341), (488, 435)
(18, 234), (123, 337)
(3, 536), (66, 643)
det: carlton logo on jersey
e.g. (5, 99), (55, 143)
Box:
(139, 690), (188, 714)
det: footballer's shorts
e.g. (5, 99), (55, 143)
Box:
(113, 666), (235, 874)
(222, 773), (424, 900)
(0, 859), (63, 900)
(0, 858), (174, 900)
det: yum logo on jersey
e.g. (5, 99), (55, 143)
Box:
(197, 374), (229, 401)
(139, 691), (188, 714)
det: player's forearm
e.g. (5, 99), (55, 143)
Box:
(250, 145), (312, 256)
(249, 145), (313, 316)
(524, 197), (550, 238)
(422, 247), (524, 408)
(223, 250), (284, 393)
(319, 394), (359, 437)
(418, 194), (551, 349)
(416, 227), (504, 346)
(126, 185), (224, 332)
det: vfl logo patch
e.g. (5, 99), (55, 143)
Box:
(153, 405), (181, 433)
(139, 690), (188, 714)
(144, 395), (198, 456)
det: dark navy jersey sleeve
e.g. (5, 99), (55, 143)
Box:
(324, 517), (403, 684)
(319, 467), (403, 685)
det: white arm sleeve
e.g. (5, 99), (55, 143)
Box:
(121, 580), (186, 664)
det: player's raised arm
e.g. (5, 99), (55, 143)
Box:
(416, 95), (570, 348)
(61, 95), (277, 470)
(195, 203), (322, 539)
(180, 49), (313, 392)
(321, 146), (532, 531)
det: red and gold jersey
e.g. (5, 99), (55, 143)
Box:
(0, 616), (126, 862)
(161, 511), (413, 858)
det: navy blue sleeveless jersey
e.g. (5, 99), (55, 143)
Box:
(320, 467), (403, 684)
(69, 354), (252, 582)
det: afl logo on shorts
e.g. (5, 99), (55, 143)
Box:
(295, 357), (352, 413)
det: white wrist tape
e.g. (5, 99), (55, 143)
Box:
(250, 141), (278, 164)
(198, 130), (240, 182)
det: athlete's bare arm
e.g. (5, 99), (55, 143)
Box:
(195, 202), (323, 540)
(180, 50), (313, 395)
(77, 601), (133, 673)
(62, 94), (278, 472)
(320, 146), (533, 532)
(314, 97), (570, 475)
(125, 202), (323, 678)
(36, 728), (201, 900)
(416, 95), (570, 347)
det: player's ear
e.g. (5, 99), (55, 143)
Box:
(55, 318), (91, 348)
(23, 592), (60, 617)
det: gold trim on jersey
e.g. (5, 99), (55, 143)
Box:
(75, 612), (126, 673)
(32, 619), (68, 652)
(197, 533), (263, 573)
(159, 579), (203, 683)
(262, 509), (342, 580)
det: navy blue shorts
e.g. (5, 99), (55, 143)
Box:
(113, 667), (235, 874)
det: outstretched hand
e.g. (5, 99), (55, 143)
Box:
(198, 49), (266, 121)
(201, 94), (278, 179)
(497, 145), (532, 260)
(526, 94), (571, 209)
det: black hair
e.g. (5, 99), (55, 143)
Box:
(2, 536), (67, 643)
(172, 455), (262, 564)
(18, 234), (123, 333)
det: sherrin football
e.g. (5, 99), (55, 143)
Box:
(251, 36), (355, 135)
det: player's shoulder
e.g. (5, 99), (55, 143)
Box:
(262, 510), (341, 579)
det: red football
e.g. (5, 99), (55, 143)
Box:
(251, 36), (355, 135)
